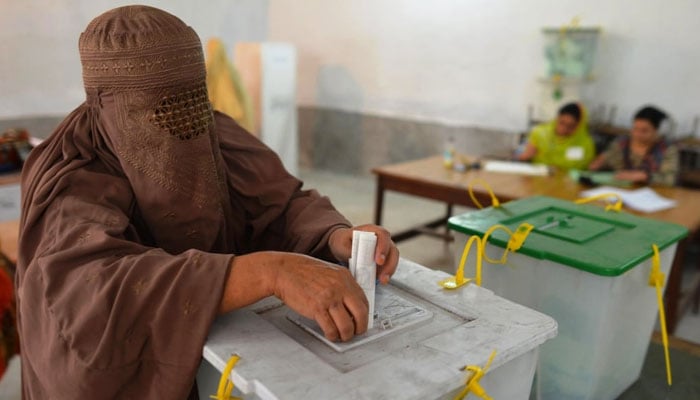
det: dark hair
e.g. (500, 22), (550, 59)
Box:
(558, 102), (581, 123)
(634, 106), (667, 130)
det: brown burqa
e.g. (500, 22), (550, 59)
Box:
(17, 6), (350, 399)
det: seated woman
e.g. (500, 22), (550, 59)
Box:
(517, 102), (595, 170)
(588, 106), (679, 185)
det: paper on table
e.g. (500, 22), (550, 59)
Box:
(579, 186), (677, 213)
(483, 160), (550, 176)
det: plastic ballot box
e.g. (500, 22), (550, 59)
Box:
(447, 196), (688, 400)
(198, 258), (557, 400)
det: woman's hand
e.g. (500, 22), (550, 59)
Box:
(615, 170), (648, 183)
(272, 253), (369, 342)
(220, 251), (369, 342)
(587, 154), (606, 171)
(516, 142), (537, 162)
(328, 224), (399, 284)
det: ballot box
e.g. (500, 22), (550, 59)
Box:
(448, 196), (688, 400)
(198, 258), (557, 399)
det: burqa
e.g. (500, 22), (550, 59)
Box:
(17, 5), (350, 399)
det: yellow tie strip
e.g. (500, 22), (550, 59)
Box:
(481, 223), (535, 265)
(440, 223), (533, 289)
(439, 235), (479, 289)
(454, 350), (497, 400)
(210, 354), (242, 400)
(649, 244), (672, 386)
(474, 223), (533, 286)
(574, 193), (623, 212)
(467, 179), (501, 209)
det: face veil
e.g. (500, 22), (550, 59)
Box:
(78, 5), (229, 253)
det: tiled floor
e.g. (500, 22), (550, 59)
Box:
(1, 168), (698, 399)
(0, 357), (20, 399)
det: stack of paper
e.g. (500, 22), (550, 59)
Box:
(483, 160), (550, 176)
(579, 186), (677, 213)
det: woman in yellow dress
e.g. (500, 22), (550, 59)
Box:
(518, 102), (595, 170)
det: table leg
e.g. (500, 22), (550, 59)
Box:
(374, 176), (385, 226)
(444, 203), (454, 242)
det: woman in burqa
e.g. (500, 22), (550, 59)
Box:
(17, 5), (398, 399)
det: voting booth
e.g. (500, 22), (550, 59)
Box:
(448, 196), (687, 400)
(198, 259), (557, 399)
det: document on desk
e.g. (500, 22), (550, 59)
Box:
(482, 160), (550, 176)
(579, 186), (677, 213)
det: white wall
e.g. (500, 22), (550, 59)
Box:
(4, 1), (699, 133)
(0, 0), (268, 119)
(269, 0), (700, 133)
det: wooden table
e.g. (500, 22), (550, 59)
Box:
(372, 155), (700, 334)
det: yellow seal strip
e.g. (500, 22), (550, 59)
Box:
(210, 354), (242, 400)
(649, 244), (672, 386)
(454, 350), (497, 400)
(439, 235), (479, 289)
(440, 223), (534, 289)
(467, 179), (500, 209)
(575, 192), (623, 212)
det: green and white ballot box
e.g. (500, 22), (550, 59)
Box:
(198, 259), (557, 400)
(448, 195), (688, 400)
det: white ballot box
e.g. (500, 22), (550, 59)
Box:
(448, 196), (687, 400)
(198, 258), (557, 400)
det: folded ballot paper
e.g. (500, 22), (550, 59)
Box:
(579, 186), (677, 213)
(348, 231), (377, 329)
